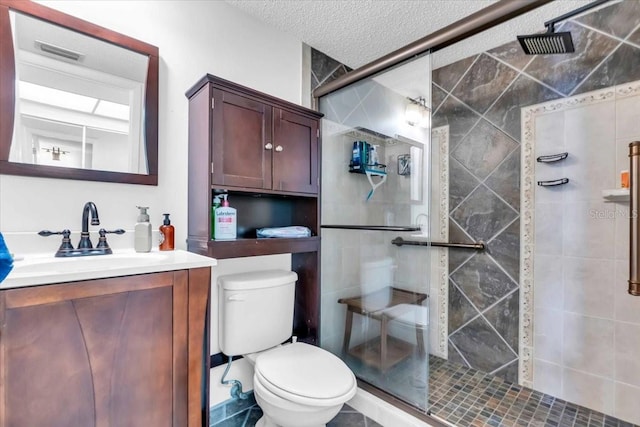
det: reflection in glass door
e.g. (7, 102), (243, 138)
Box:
(318, 54), (439, 412)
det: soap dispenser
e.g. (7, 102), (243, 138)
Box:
(135, 206), (152, 252)
(214, 194), (237, 240)
(159, 213), (175, 251)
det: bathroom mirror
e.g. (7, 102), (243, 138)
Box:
(0, 0), (159, 185)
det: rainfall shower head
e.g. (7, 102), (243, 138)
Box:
(517, 27), (574, 55)
(517, 0), (610, 55)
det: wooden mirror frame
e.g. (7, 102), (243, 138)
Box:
(0, 0), (159, 185)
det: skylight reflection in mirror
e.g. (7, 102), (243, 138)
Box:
(8, 9), (148, 174)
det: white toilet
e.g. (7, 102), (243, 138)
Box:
(218, 269), (357, 427)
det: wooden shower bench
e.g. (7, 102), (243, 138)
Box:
(338, 287), (428, 372)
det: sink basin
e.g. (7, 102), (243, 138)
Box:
(3, 250), (216, 289)
(11, 252), (169, 275)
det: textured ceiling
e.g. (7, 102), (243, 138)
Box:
(225, 0), (595, 69)
(226, 0), (492, 68)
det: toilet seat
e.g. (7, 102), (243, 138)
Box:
(254, 342), (357, 407)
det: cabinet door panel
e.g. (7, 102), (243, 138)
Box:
(1, 272), (185, 427)
(5, 300), (96, 427)
(273, 109), (318, 194)
(213, 90), (272, 189)
(110, 286), (173, 426)
(72, 292), (129, 427)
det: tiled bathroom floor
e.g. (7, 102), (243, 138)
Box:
(210, 396), (382, 427)
(212, 355), (638, 427)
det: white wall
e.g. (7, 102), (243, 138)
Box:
(0, 0), (303, 409)
(1, 0), (303, 253)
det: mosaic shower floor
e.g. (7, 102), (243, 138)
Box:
(358, 354), (638, 427)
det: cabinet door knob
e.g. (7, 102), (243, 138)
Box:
(265, 143), (273, 150)
(275, 145), (284, 152)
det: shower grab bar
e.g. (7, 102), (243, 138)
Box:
(537, 152), (568, 163)
(391, 237), (485, 250)
(321, 225), (420, 232)
(629, 141), (640, 296)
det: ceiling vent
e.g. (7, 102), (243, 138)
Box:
(35, 40), (84, 61)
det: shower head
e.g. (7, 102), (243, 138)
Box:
(517, 26), (575, 55)
(517, 0), (610, 55)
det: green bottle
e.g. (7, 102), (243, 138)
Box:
(211, 195), (221, 239)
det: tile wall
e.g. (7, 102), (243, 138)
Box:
(310, 1), (640, 420)
(434, 0), (640, 383)
(311, 49), (352, 92)
(527, 84), (640, 424)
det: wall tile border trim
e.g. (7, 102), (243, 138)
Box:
(433, 125), (450, 358)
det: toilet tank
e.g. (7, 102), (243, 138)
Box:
(218, 270), (297, 356)
(360, 257), (395, 294)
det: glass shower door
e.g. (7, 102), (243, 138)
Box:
(318, 54), (435, 412)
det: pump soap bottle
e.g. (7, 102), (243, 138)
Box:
(214, 194), (237, 240)
(159, 213), (175, 251)
(135, 206), (152, 252)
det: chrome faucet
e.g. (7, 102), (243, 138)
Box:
(38, 201), (125, 257)
(78, 201), (100, 249)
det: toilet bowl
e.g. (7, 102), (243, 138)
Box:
(217, 270), (357, 427)
(247, 342), (357, 427)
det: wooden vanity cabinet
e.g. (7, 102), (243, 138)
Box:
(0, 268), (210, 427)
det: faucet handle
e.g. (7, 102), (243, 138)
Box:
(38, 229), (74, 251)
(38, 229), (70, 237)
(96, 228), (126, 249)
(101, 229), (126, 235)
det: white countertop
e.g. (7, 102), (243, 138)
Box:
(2, 249), (217, 289)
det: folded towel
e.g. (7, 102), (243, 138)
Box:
(0, 232), (13, 283)
(257, 226), (311, 238)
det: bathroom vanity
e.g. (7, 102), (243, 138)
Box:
(0, 250), (216, 427)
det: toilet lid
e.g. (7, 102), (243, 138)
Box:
(254, 343), (356, 402)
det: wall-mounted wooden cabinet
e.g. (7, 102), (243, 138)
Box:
(0, 268), (211, 427)
(186, 74), (322, 257)
(208, 89), (319, 195)
(186, 74), (322, 343)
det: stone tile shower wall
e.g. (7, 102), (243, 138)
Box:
(310, 48), (352, 98)
(435, 0), (640, 383)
